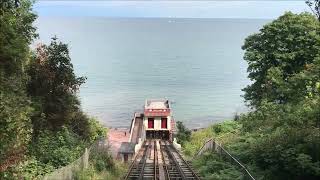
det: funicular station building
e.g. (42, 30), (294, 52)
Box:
(129, 99), (174, 143)
(123, 100), (200, 180)
(143, 99), (173, 141)
(119, 99), (175, 162)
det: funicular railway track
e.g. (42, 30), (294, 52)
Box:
(125, 140), (200, 180)
(125, 140), (157, 180)
(160, 141), (200, 180)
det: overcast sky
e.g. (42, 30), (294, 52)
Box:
(34, 1), (310, 19)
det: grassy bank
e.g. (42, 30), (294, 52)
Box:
(75, 161), (127, 180)
(183, 120), (241, 158)
(182, 114), (319, 180)
(182, 120), (258, 179)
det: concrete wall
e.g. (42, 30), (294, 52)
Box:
(128, 116), (136, 142)
(119, 153), (133, 163)
(143, 116), (172, 130)
(134, 138), (143, 154)
(172, 138), (181, 151)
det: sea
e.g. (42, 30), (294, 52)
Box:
(34, 17), (270, 128)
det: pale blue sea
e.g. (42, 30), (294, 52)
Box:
(35, 17), (269, 128)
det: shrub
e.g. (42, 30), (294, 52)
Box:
(90, 146), (114, 172)
(193, 152), (244, 180)
(176, 121), (191, 146)
(29, 127), (85, 168)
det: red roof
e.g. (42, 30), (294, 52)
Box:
(144, 109), (170, 117)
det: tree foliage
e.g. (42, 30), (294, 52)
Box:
(176, 121), (191, 146)
(29, 127), (85, 168)
(187, 12), (320, 180)
(193, 152), (244, 180)
(242, 12), (320, 107)
(240, 12), (320, 179)
(0, 0), (37, 75)
(306, 0), (320, 21)
(240, 100), (320, 179)
(0, 0), (37, 171)
(0, 1), (107, 178)
(0, 76), (33, 171)
(27, 38), (86, 132)
(22, 38), (106, 178)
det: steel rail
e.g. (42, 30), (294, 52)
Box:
(167, 142), (201, 180)
(163, 141), (186, 179)
(126, 140), (200, 180)
(160, 140), (170, 180)
(154, 141), (158, 180)
(138, 140), (151, 180)
(124, 141), (146, 180)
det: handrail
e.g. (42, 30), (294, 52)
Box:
(128, 114), (136, 142)
(219, 145), (255, 180)
(195, 139), (255, 180)
(195, 138), (213, 156)
(124, 141), (146, 180)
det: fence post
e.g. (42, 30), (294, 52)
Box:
(82, 148), (89, 169)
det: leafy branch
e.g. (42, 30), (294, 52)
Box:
(306, 0), (320, 21)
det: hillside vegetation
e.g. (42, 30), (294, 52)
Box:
(0, 1), (109, 179)
(181, 12), (320, 180)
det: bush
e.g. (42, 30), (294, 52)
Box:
(29, 127), (85, 168)
(69, 113), (107, 144)
(193, 152), (244, 180)
(86, 118), (107, 143)
(182, 120), (241, 157)
(176, 121), (191, 146)
(90, 146), (114, 172)
(0, 76), (33, 168)
(17, 157), (55, 179)
(251, 127), (320, 179)
(74, 166), (96, 180)
(74, 151), (127, 180)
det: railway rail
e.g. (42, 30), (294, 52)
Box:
(124, 140), (200, 180)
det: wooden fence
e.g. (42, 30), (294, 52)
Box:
(195, 139), (256, 180)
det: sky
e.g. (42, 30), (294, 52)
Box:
(34, 1), (310, 19)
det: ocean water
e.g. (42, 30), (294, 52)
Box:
(35, 17), (269, 128)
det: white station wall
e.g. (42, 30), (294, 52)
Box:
(143, 116), (171, 130)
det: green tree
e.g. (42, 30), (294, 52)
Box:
(242, 12), (320, 107)
(306, 0), (320, 21)
(0, 0), (37, 171)
(0, 0), (37, 74)
(176, 121), (191, 146)
(0, 1), (107, 177)
(240, 13), (320, 179)
(190, 11), (320, 180)
(27, 38), (86, 132)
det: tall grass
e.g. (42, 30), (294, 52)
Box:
(182, 120), (241, 158)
